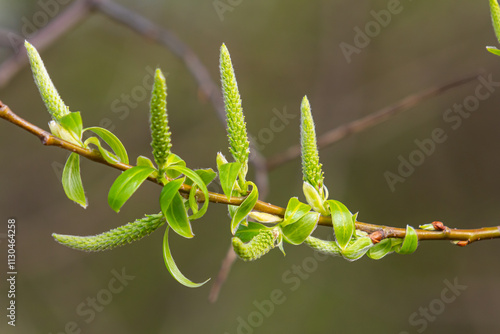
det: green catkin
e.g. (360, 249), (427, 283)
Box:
(491, 0), (500, 43)
(150, 68), (172, 170)
(52, 213), (165, 252)
(300, 96), (324, 190)
(219, 44), (250, 168)
(232, 228), (278, 261)
(25, 41), (70, 121)
(304, 236), (342, 255)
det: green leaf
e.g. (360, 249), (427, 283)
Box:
(282, 212), (319, 245)
(165, 153), (186, 179)
(136, 155), (155, 168)
(487, 46), (500, 56)
(59, 112), (83, 143)
(219, 44), (250, 169)
(160, 177), (185, 217)
(84, 127), (129, 164)
(218, 162), (242, 199)
(303, 182), (329, 216)
(490, 0), (500, 43)
(25, 41), (70, 120)
(166, 165), (209, 220)
(300, 95), (323, 190)
(62, 153), (87, 208)
(84, 137), (120, 165)
(395, 225), (418, 254)
(341, 237), (373, 261)
(235, 222), (269, 243)
(150, 68), (172, 170)
(230, 182), (259, 234)
(327, 200), (355, 250)
(108, 166), (155, 212)
(367, 238), (394, 260)
(162, 226), (209, 288)
(183, 168), (217, 187)
(248, 211), (283, 223)
(165, 192), (193, 239)
(281, 197), (311, 227)
(53, 213), (165, 251)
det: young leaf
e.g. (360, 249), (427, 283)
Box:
(281, 197), (311, 227)
(150, 68), (172, 170)
(165, 153), (186, 179)
(162, 226), (209, 288)
(62, 153), (87, 208)
(300, 96), (323, 191)
(367, 238), (394, 260)
(491, 0), (500, 43)
(303, 181), (329, 216)
(165, 192), (193, 239)
(248, 211), (283, 224)
(59, 112), (83, 146)
(160, 177), (186, 217)
(230, 182), (259, 234)
(53, 213), (165, 251)
(84, 127), (129, 164)
(166, 165), (210, 220)
(218, 161), (242, 199)
(282, 212), (320, 245)
(219, 44), (250, 170)
(304, 236), (342, 256)
(25, 41), (70, 121)
(84, 137), (120, 165)
(341, 237), (373, 261)
(108, 166), (156, 212)
(395, 225), (419, 254)
(136, 155), (155, 168)
(235, 221), (269, 243)
(327, 200), (355, 250)
(183, 168), (217, 187)
(232, 228), (278, 261)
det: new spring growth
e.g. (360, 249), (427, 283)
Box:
(300, 96), (324, 191)
(149, 68), (172, 172)
(25, 41), (70, 121)
(220, 44), (250, 183)
(488, 0), (500, 55)
(53, 213), (165, 252)
(232, 228), (280, 261)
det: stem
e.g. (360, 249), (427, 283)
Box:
(1, 100), (499, 245)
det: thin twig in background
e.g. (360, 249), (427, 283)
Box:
(266, 73), (482, 170)
(0, 0), (93, 89)
(208, 246), (237, 303)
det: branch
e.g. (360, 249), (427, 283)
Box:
(266, 73), (481, 170)
(2, 101), (499, 245)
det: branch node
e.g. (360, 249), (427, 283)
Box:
(369, 230), (384, 244)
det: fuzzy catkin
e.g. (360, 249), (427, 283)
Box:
(232, 228), (278, 261)
(150, 69), (171, 170)
(52, 213), (165, 252)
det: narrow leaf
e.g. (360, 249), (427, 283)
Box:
(84, 137), (120, 165)
(84, 127), (129, 164)
(395, 225), (419, 254)
(303, 182), (329, 216)
(341, 237), (373, 261)
(108, 166), (155, 212)
(162, 226), (209, 288)
(327, 199), (355, 250)
(59, 112), (83, 144)
(136, 155), (155, 168)
(166, 165), (209, 220)
(160, 177), (185, 217)
(62, 153), (87, 208)
(367, 238), (394, 260)
(53, 213), (165, 251)
(218, 161), (242, 199)
(165, 153), (186, 179)
(184, 168), (217, 187)
(165, 192), (193, 238)
(487, 46), (500, 56)
(281, 197), (311, 227)
(235, 222), (269, 243)
(230, 182), (259, 234)
(490, 0), (500, 43)
(282, 212), (319, 245)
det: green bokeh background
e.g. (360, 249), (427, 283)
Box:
(1, 1), (500, 333)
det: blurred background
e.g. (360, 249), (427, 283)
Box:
(1, 0), (500, 333)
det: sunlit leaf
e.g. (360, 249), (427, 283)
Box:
(235, 221), (269, 243)
(218, 162), (242, 199)
(326, 199), (355, 250)
(62, 153), (87, 208)
(281, 197), (311, 227)
(282, 212), (319, 245)
(84, 127), (129, 164)
(108, 166), (155, 212)
(395, 225), (418, 255)
(230, 182), (258, 234)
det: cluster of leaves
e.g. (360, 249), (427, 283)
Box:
(25, 41), (420, 289)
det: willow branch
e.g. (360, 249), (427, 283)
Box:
(1, 101), (499, 245)
(266, 73), (481, 170)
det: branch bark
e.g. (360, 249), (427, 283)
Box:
(2, 100), (499, 245)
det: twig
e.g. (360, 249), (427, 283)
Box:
(0, 0), (93, 89)
(208, 246), (237, 303)
(2, 100), (499, 245)
(266, 73), (481, 170)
